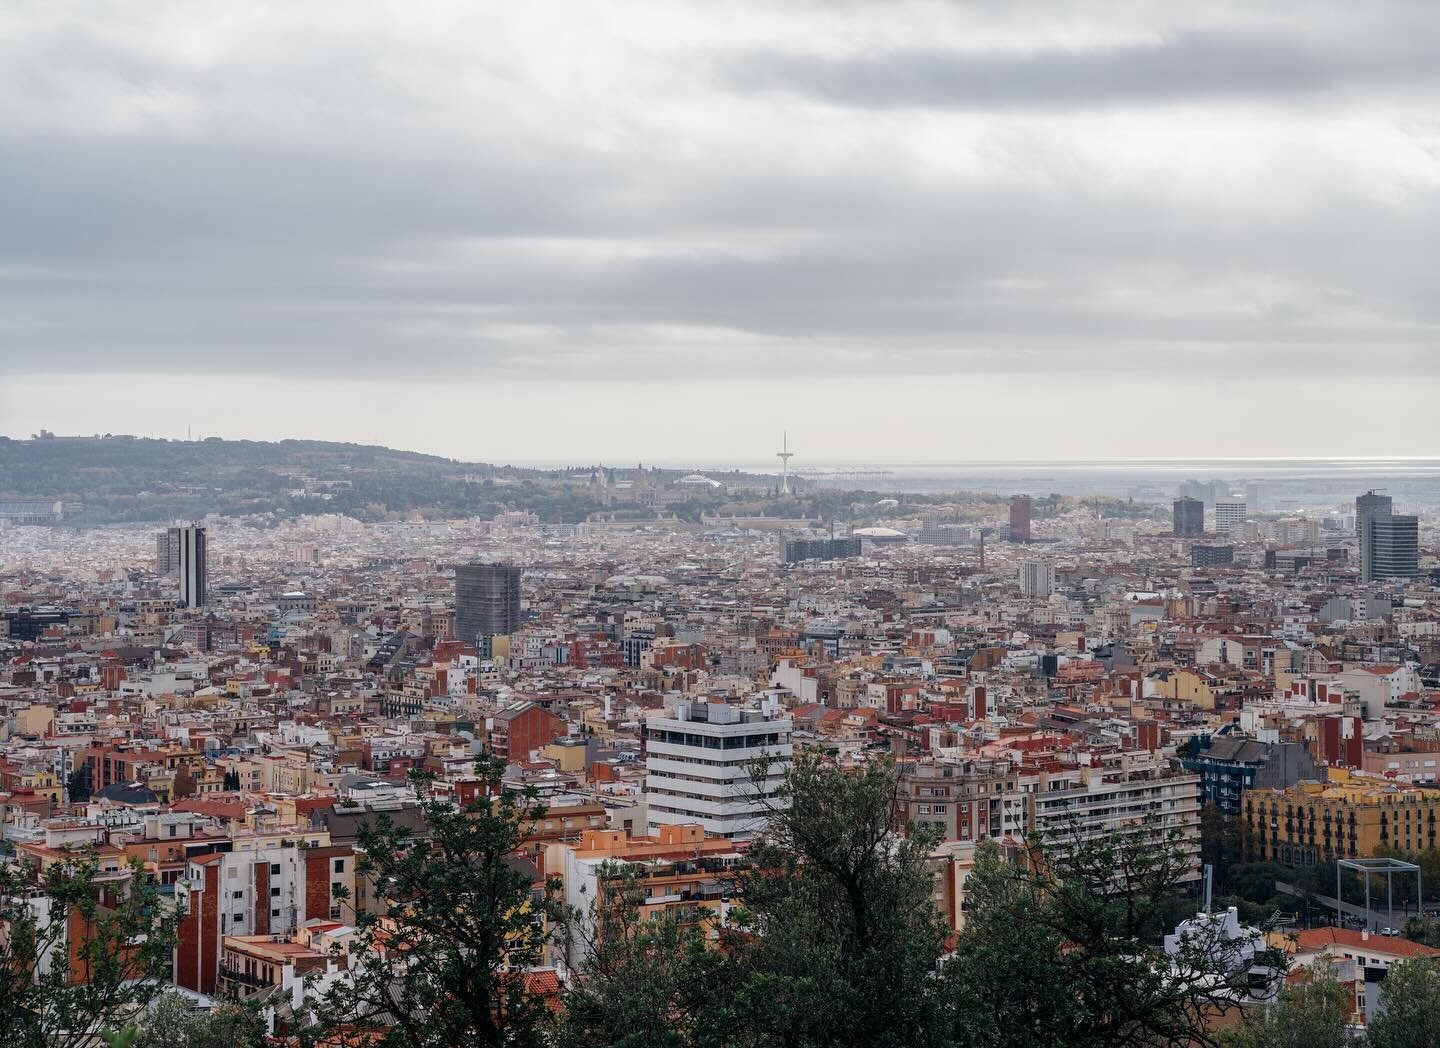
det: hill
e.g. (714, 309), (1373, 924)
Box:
(0, 434), (555, 525)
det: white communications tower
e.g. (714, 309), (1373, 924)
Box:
(776, 432), (795, 495)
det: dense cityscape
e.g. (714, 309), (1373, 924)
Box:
(5, 0), (1439, 1044)
(2, 439), (1439, 1045)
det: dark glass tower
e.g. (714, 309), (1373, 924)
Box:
(1172, 497), (1204, 537)
(178, 525), (207, 607)
(455, 562), (522, 649)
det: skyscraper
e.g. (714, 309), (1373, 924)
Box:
(1214, 496), (1247, 537)
(1357, 491), (1418, 583)
(1356, 490), (1392, 583)
(1366, 516), (1419, 582)
(1009, 495), (1032, 544)
(157, 526), (183, 575)
(1172, 497), (1204, 537)
(177, 525), (207, 608)
(455, 562), (522, 651)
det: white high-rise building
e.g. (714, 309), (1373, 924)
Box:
(645, 699), (793, 840)
(1213, 496), (1247, 537)
(1018, 559), (1055, 599)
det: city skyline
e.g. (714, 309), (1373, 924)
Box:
(1, 0), (1437, 460)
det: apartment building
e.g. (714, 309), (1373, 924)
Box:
(1027, 751), (1202, 885)
(645, 699), (793, 840)
(1243, 768), (1440, 866)
(548, 824), (742, 970)
(895, 759), (1028, 842)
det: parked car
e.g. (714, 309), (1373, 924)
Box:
(1379, 927), (1400, 937)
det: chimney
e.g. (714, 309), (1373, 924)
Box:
(1361, 929), (1370, 941)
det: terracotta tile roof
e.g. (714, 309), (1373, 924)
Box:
(1294, 927), (1440, 959)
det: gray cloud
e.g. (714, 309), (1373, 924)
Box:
(0, 0), (1436, 407)
(720, 28), (1440, 110)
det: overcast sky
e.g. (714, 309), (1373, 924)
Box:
(2, 1), (1437, 464)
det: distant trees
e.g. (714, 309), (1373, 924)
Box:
(0, 855), (178, 1048)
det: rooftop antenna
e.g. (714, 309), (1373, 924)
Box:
(776, 432), (794, 495)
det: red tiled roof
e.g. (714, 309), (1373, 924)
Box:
(1294, 927), (1440, 959)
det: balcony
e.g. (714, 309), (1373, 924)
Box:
(218, 964), (274, 990)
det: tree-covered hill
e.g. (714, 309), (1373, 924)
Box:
(0, 434), (543, 524)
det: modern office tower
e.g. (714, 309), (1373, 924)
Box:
(1172, 497), (1204, 537)
(645, 699), (793, 839)
(1363, 514), (1420, 583)
(780, 536), (862, 564)
(1191, 545), (1235, 568)
(156, 526), (183, 575)
(1018, 559), (1055, 598)
(1213, 496), (1247, 537)
(1355, 490), (1394, 583)
(455, 562), (522, 649)
(1009, 495), (1032, 543)
(1244, 481), (1266, 514)
(177, 525), (207, 607)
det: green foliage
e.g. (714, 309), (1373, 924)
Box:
(1218, 966), (1351, 1048)
(947, 811), (1271, 1048)
(300, 755), (569, 1048)
(553, 864), (716, 1048)
(708, 754), (950, 1048)
(0, 855), (179, 1048)
(132, 992), (267, 1048)
(1365, 956), (1440, 1048)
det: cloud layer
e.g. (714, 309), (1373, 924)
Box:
(0, 0), (1436, 455)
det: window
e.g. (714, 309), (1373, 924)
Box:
(233, 890), (244, 900)
(271, 886), (281, 897)
(233, 913), (244, 924)
(334, 859), (346, 873)
(270, 863), (281, 875)
(332, 882), (343, 896)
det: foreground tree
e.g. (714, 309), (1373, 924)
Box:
(1365, 956), (1440, 1048)
(557, 752), (947, 1048)
(701, 753), (949, 1048)
(0, 855), (178, 1048)
(1218, 966), (1350, 1048)
(946, 810), (1274, 1048)
(301, 756), (568, 1048)
(553, 864), (716, 1048)
(133, 992), (267, 1048)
